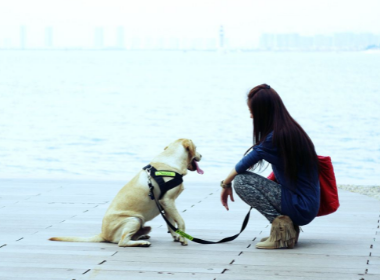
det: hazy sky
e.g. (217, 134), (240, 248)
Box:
(0, 0), (379, 47)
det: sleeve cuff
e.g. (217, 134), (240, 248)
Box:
(235, 162), (246, 174)
(235, 147), (262, 174)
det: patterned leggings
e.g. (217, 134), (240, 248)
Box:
(234, 171), (282, 223)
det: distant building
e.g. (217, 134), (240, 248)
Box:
(116, 26), (124, 49)
(20, 26), (26, 49)
(314, 35), (333, 50)
(219, 25), (224, 49)
(333, 33), (354, 50)
(45, 27), (53, 49)
(276, 34), (290, 50)
(3, 38), (11, 49)
(131, 37), (141, 50)
(298, 36), (314, 50)
(94, 27), (104, 49)
(169, 38), (179, 50)
(259, 33), (276, 50)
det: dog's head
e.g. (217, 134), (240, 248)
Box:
(180, 139), (203, 174)
(163, 139), (203, 174)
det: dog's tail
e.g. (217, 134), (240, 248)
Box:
(49, 234), (105, 243)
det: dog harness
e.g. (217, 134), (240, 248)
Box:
(143, 164), (183, 200)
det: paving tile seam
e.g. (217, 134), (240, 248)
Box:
(0, 184), (63, 210)
(216, 224), (270, 279)
(0, 207), (104, 266)
(77, 269), (216, 280)
(0, 202), (111, 277)
(180, 190), (216, 214)
(215, 204), (279, 279)
(182, 188), (269, 280)
(9, 201), (102, 245)
(0, 184), (107, 252)
(365, 211), (380, 276)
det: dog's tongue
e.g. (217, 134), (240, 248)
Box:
(193, 160), (204, 174)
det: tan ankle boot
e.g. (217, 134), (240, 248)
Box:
(260, 236), (269, 242)
(256, 215), (297, 249)
(259, 224), (300, 244)
(260, 225), (300, 243)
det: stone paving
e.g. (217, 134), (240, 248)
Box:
(0, 179), (379, 280)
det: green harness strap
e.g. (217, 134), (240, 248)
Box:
(143, 165), (183, 200)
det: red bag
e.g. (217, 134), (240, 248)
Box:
(267, 155), (339, 217)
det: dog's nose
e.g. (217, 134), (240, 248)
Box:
(199, 154), (202, 159)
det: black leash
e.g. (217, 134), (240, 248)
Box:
(144, 166), (252, 244)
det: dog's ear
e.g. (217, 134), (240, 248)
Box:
(182, 139), (195, 159)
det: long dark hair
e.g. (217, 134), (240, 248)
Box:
(245, 84), (318, 184)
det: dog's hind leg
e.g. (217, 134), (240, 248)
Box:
(118, 217), (151, 247)
(132, 226), (152, 240)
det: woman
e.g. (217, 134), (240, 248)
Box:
(220, 84), (320, 249)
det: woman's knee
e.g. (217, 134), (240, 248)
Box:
(234, 171), (260, 188)
(233, 173), (244, 186)
(233, 173), (249, 194)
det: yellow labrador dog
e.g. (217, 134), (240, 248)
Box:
(50, 138), (203, 247)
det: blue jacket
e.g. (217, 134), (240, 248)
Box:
(235, 132), (320, 226)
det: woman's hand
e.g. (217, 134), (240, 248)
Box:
(221, 187), (234, 211)
(220, 169), (238, 210)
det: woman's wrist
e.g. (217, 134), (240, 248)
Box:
(221, 168), (238, 189)
(220, 180), (232, 189)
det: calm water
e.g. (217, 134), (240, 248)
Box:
(0, 50), (379, 185)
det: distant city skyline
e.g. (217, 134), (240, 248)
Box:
(1, 0), (380, 49)
(259, 33), (380, 51)
(0, 25), (379, 51)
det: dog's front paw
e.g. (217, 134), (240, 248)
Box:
(140, 241), (151, 247)
(118, 240), (151, 247)
(172, 234), (180, 242)
(180, 238), (188, 246)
